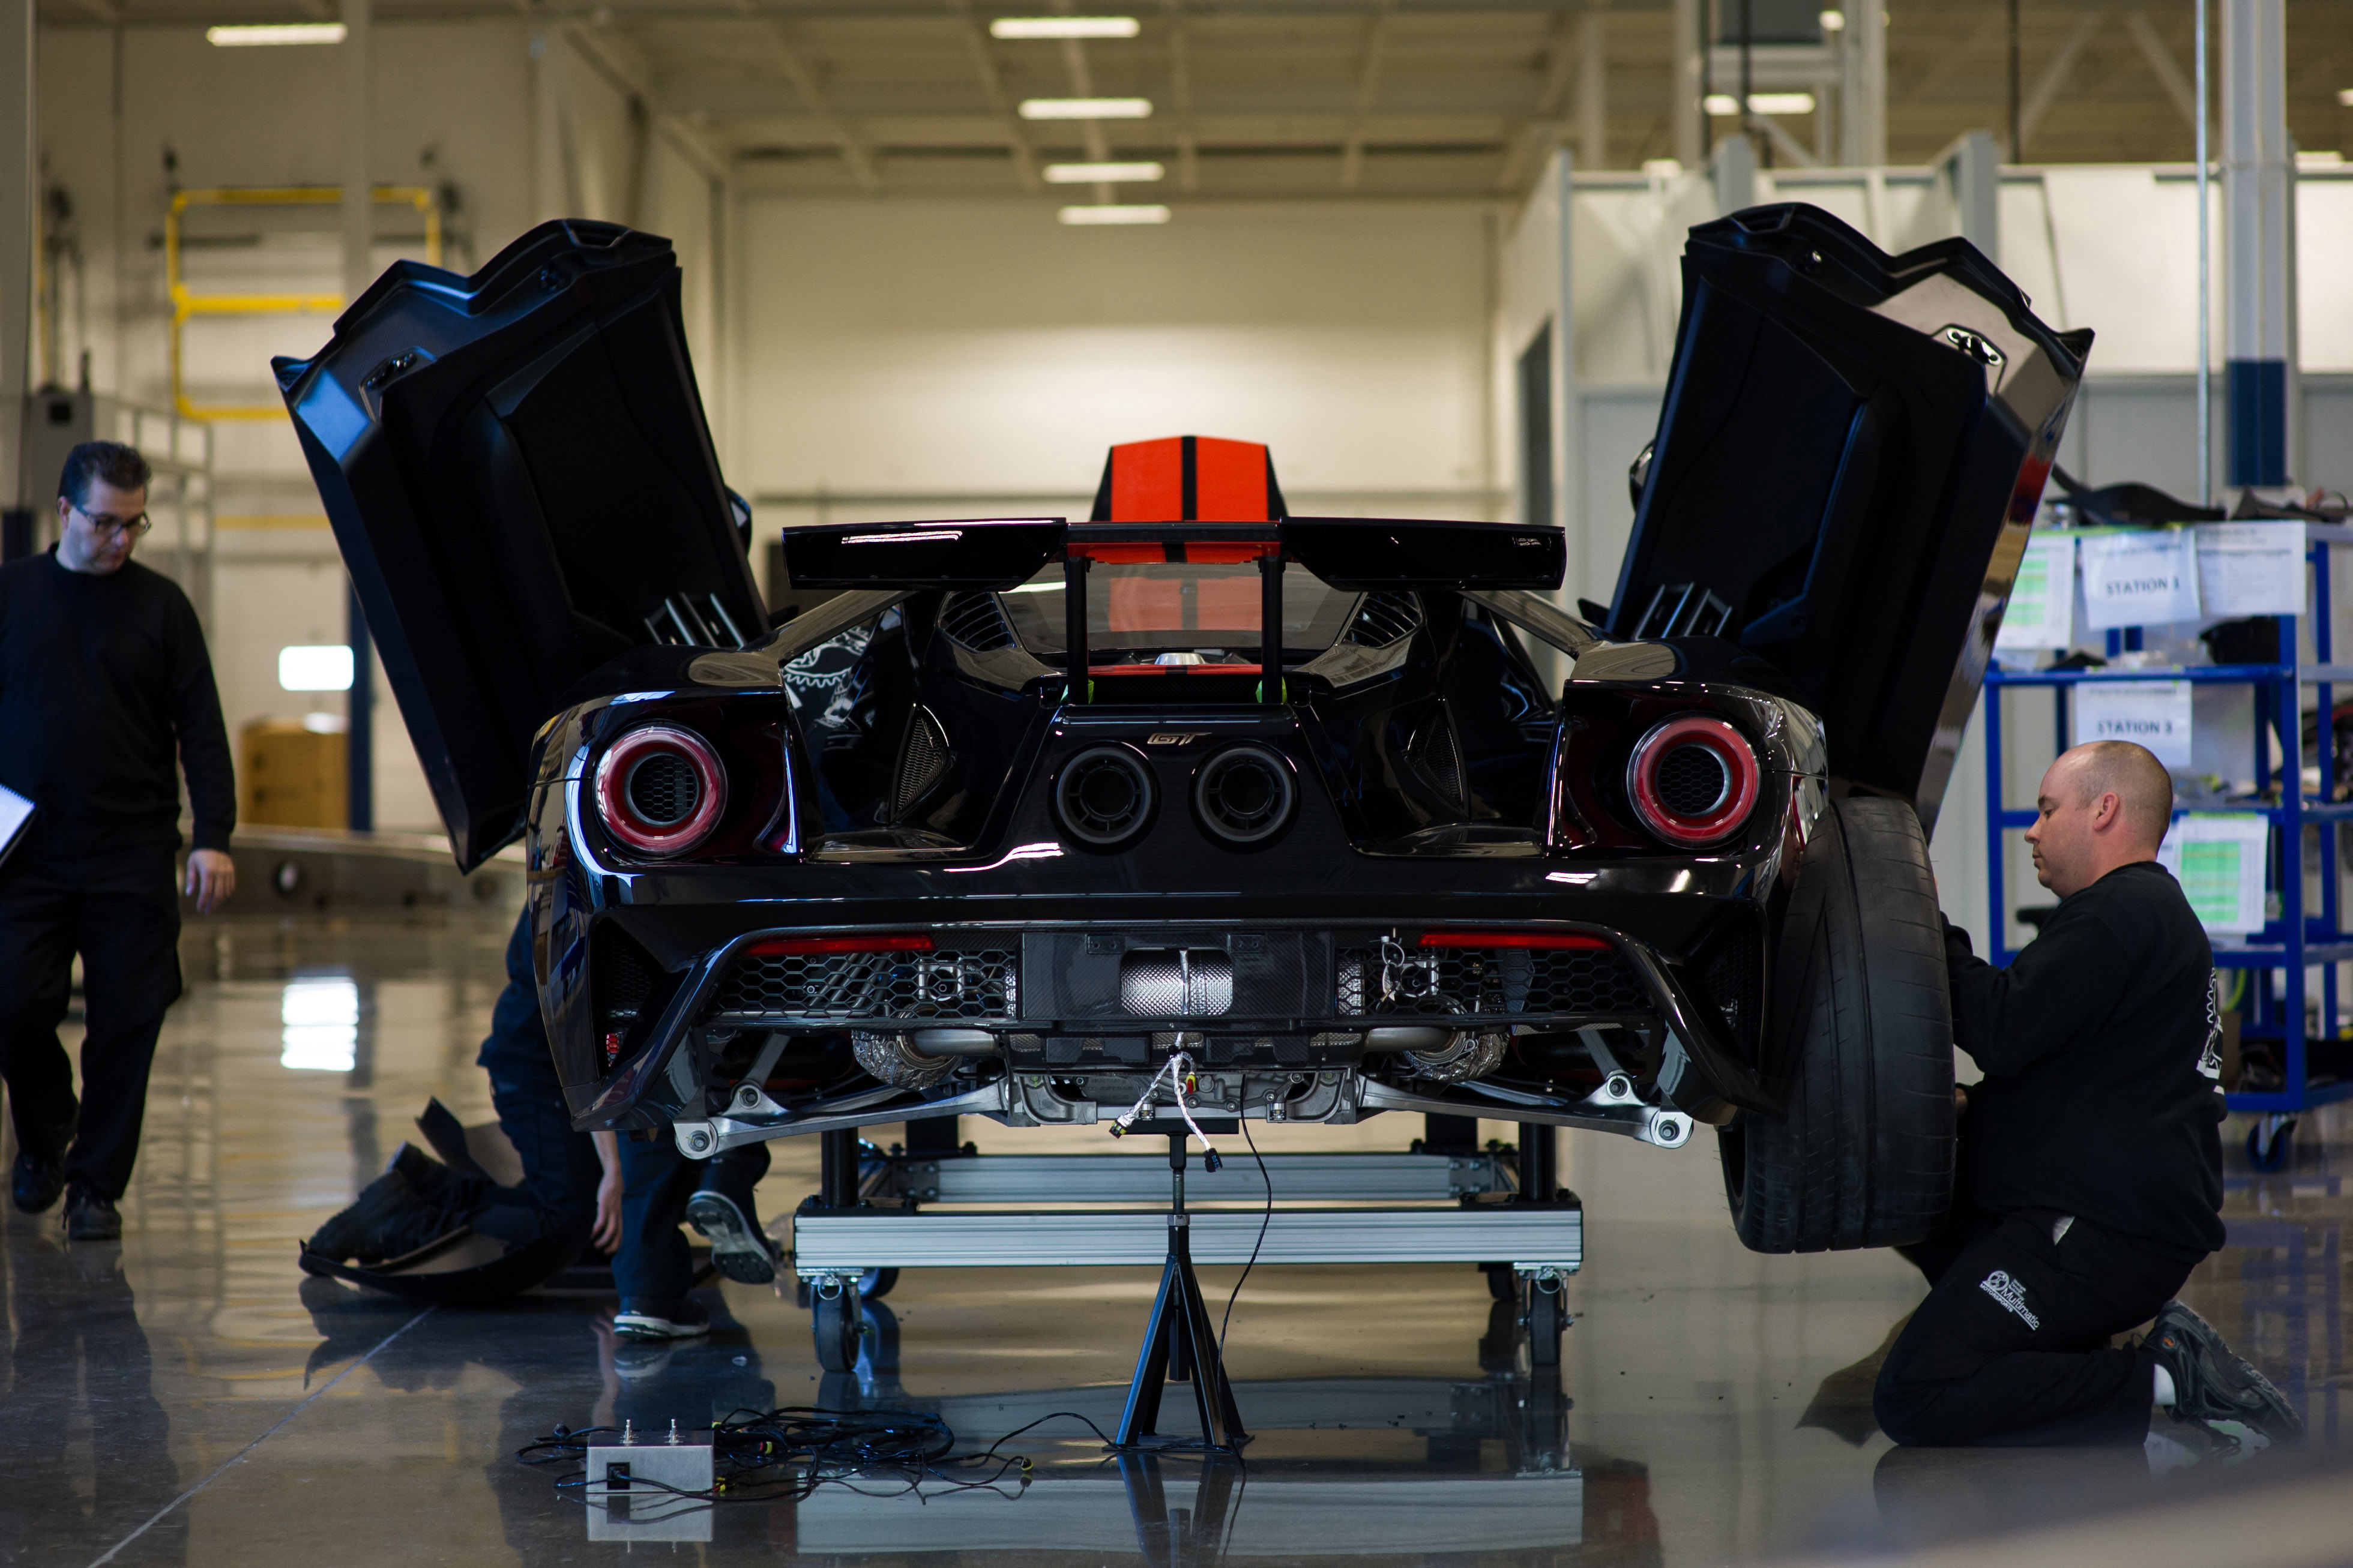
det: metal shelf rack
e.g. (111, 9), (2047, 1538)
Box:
(1982, 523), (2353, 1165)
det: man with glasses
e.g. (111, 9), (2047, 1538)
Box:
(0, 440), (235, 1240)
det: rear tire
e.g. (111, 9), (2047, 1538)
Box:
(1721, 795), (1954, 1252)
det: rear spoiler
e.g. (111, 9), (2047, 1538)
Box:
(780, 517), (1566, 593)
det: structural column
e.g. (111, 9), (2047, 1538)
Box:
(2222, 0), (2292, 486)
(1, 0), (33, 542)
(1671, 0), (1702, 167)
(1848, 0), (1887, 168)
(342, 0), (375, 830)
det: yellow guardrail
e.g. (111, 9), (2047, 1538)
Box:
(167, 185), (441, 422)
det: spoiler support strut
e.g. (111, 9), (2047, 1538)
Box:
(1063, 552), (1091, 703)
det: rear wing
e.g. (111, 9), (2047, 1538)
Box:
(780, 517), (1566, 593)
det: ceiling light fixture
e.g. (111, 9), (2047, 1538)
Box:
(1020, 97), (1153, 120)
(2339, 88), (2353, 107)
(1044, 160), (1166, 183)
(1058, 204), (1171, 226)
(1818, 8), (1846, 29)
(207, 22), (347, 44)
(1704, 91), (1817, 116)
(990, 16), (1140, 38)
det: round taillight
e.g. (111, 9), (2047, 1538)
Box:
(1626, 715), (1760, 847)
(594, 724), (727, 856)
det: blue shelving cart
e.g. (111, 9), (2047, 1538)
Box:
(1982, 522), (2353, 1170)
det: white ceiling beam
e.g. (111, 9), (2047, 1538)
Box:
(1164, 0), (1200, 190)
(752, 17), (881, 189)
(947, 1), (1041, 190)
(2017, 10), (2105, 154)
(2123, 8), (2199, 131)
(1494, 5), (1577, 193)
(1337, 0), (1395, 190)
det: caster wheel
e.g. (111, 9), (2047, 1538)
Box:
(1525, 1278), (1566, 1368)
(2247, 1118), (2297, 1173)
(860, 1266), (900, 1301)
(1481, 1261), (1515, 1302)
(812, 1285), (864, 1373)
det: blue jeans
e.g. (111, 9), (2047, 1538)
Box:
(471, 910), (604, 1246)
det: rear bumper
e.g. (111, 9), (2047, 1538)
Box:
(561, 907), (1777, 1133)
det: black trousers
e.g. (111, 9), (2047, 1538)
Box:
(0, 846), (182, 1202)
(615, 1134), (770, 1299)
(1874, 1186), (2194, 1447)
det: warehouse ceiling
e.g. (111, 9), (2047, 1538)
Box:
(38, 0), (2353, 196)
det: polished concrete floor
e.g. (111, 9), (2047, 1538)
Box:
(4, 907), (2350, 1566)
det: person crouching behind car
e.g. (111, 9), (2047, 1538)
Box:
(1874, 740), (2300, 1450)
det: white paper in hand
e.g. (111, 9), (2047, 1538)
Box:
(0, 783), (32, 865)
(2072, 679), (2194, 769)
(2080, 530), (2201, 630)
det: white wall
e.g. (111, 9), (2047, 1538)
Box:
(729, 196), (1499, 530)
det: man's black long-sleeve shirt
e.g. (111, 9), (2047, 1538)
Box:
(1946, 860), (2225, 1261)
(0, 548), (235, 859)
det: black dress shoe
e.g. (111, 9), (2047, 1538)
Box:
(12, 1151), (66, 1214)
(64, 1188), (122, 1242)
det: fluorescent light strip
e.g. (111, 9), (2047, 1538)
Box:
(1020, 97), (1153, 120)
(1703, 91), (1817, 116)
(990, 16), (1140, 38)
(1058, 204), (1170, 226)
(1043, 161), (1166, 183)
(1818, 8), (1846, 29)
(207, 22), (347, 44)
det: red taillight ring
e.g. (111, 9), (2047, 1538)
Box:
(1627, 715), (1760, 847)
(594, 724), (728, 857)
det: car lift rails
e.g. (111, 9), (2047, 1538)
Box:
(1983, 521), (2353, 1172)
(785, 1117), (1582, 1374)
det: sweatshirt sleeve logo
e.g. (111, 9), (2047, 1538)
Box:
(1979, 1269), (2041, 1329)
(2197, 981), (2223, 1081)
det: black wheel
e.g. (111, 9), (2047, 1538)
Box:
(812, 1284), (863, 1373)
(1524, 1277), (1565, 1367)
(859, 1266), (900, 1301)
(2247, 1118), (2295, 1173)
(1481, 1261), (1516, 1301)
(1721, 795), (1955, 1252)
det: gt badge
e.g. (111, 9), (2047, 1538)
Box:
(1145, 733), (1207, 746)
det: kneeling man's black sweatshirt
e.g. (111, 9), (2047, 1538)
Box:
(1945, 861), (2225, 1261)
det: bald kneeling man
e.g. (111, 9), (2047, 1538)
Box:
(1875, 740), (2303, 1449)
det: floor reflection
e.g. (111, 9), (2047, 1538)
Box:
(0, 1237), (185, 1566)
(0, 909), (2346, 1564)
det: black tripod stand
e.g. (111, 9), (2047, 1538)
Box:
(1113, 1131), (1249, 1452)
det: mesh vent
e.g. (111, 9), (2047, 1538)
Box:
(1408, 717), (1466, 810)
(1339, 945), (1648, 1018)
(1343, 591), (1422, 647)
(1656, 743), (1730, 817)
(592, 925), (666, 1050)
(938, 592), (1018, 652)
(1695, 921), (1762, 1062)
(891, 708), (951, 818)
(627, 752), (701, 826)
(706, 949), (1017, 1023)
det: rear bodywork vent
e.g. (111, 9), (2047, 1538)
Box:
(1343, 590), (1422, 647)
(592, 923), (672, 1066)
(938, 591), (1019, 652)
(1055, 745), (1156, 847)
(1408, 715), (1467, 811)
(1692, 917), (1764, 1065)
(890, 706), (953, 819)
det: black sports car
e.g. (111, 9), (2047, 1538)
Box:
(280, 208), (2088, 1261)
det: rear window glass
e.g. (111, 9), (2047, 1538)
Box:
(999, 563), (1360, 658)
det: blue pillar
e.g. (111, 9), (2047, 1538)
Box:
(2223, 0), (2292, 487)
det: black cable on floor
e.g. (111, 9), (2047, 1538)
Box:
(1217, 1114), (1274, 1358)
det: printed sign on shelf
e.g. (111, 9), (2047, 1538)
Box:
(2080, 530), (2201, 630)
(2071, 678), (2194, 769)
(2195, 521), (2306, 618)
(2157, 813), (2270, 934)
(1995, 535), (2078, 650)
